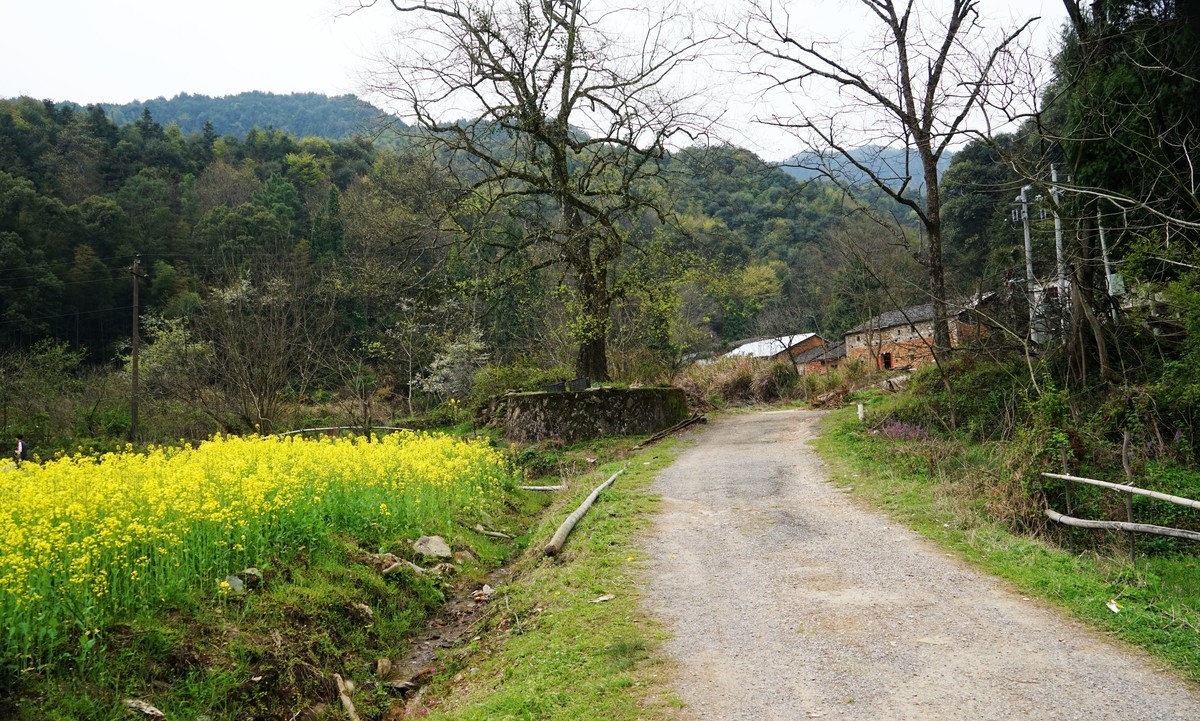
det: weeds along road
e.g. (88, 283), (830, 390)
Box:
(642, 409), (1200, 721)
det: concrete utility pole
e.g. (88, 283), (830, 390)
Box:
(1051, 166), (1068, 319)
(1097, 207), (1119, 322)
(1018, 185), (1040, 343)
(129, 255), (146, 442)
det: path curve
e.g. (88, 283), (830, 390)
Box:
(643, 410), (1200, 720)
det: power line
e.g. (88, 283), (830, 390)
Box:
(0, 252), (149, 276)
(0, 304), (135, 327)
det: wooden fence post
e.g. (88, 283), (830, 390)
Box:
(1122, 430), (1136, 567)
(1061, 448), (1074, 554)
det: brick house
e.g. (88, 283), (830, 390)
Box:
(725, 333), (826, 361)
(845, 296), (999, 371)
(844, 295), (1000, 370)
(844, 305), (940, 370)
(791, 339), (847, 374)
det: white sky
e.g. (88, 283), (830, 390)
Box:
(0, 0), (1068, 161)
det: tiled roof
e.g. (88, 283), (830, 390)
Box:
(845, 294), (995, 334)
(793, 340), (846, 364)
(846, 305), (934, 334)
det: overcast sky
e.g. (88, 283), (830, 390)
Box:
(0, 0), (1068, 161)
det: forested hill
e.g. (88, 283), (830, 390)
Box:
(89, 92), (393, 140)
(0, 94), (927, 376)
(780, 146), (954, 188)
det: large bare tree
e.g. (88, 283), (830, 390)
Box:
(192, 248), (336, 432)
(737, 0), (1034, 361)
(355, 0), (711, 380)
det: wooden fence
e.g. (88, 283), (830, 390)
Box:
(277, 426), (411, 437)
(1042, 471), (1200, 562)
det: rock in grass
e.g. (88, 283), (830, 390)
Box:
(413, 535), (452, 559)
(368, 552), (401, 571)
(352, 603), (375, 621)
(297, 704), (328, 721)
(123, 699), (166, 718)
(429, 563), (458, 576)
(222, 575), (245, 595)
(383, 679), (420, 697)
(238, 567), (263, 589)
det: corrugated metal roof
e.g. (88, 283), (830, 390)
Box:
(725, 333), (817, 358)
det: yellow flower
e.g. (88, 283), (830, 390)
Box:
(0, 429), (517, 667)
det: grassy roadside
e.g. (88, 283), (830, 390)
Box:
(814, 402), (1200, 682)
(410, 440), (688, 721)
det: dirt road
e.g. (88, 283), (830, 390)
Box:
(642, 410), (1200, 720)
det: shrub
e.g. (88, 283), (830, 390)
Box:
(416, 327), (490, 400)
(469, 361), (573, 419)
(751, 360), (798, 401)
(714, 357), (757, 403)
(871, 355), (1034, 440)
(673, 355), (886, 409)
(674, 357), (803, 407)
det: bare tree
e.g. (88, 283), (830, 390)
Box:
(192, 249), (336, 432)
(354, 0), (712, 380)
(736, 0), (1035, 361)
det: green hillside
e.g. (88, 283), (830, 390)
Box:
(92, 91), (394, 139)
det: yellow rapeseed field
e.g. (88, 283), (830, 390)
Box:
(0, 431), (516, 669)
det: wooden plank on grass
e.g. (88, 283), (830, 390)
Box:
(1044, 509), (1200, 542)
(1042, 472), (1200, 510)
(544, 468), (625, 556)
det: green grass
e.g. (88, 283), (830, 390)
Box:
(2, 424), (684, 720)
(413, 444), (686, 721)
(3, 484), (551, 720)
(816, 403), (1200, 682)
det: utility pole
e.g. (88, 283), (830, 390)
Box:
(1051, 166), (1068, 326)
(129, 255), (147, 442)
(1018, 185), (1040, 344)
(1097, 208), (1119, 322)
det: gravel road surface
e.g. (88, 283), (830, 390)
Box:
(642, 409), (1200, 720)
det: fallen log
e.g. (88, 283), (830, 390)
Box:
(381, 560), (426, 576)
(632, 413), (706, 450)
(544, 468), (625, 556)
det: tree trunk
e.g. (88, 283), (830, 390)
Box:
(574, 261), (611, 381)
(576, 337), (609, 381)
(921, 146), (952, 361)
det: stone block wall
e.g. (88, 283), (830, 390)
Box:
(505, 387), (689, 443)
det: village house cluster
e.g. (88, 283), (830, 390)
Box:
(726, 295), (997, 373)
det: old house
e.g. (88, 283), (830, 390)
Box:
(844, 295), (998, 370)
(792, 339), (846, 374)
(844, 305), (942, 370)
(725, 333), (825, 361)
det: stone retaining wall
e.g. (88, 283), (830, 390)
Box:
(505, 387), (689, 443)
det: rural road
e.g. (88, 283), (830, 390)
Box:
(642, 409), (1200, 720)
